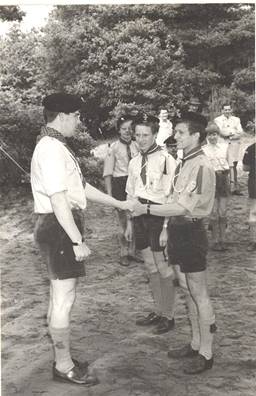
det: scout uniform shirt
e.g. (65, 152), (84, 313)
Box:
(168, 147), (216, 218)
(202, 142), (229, 172)
(126, 148), (176, 203)
(31, 136), (86, 213)
(103, 140), (139, 177)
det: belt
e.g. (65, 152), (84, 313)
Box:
(215, 170), (230, 175)
(138, 197), (161, 205)
(170, 216), (202, 225)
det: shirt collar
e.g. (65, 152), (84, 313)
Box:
(183, 145), (203, 163)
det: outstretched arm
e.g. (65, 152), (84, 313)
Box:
(85, 182), (133, 211)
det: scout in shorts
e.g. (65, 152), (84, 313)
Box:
(125, 112), (177, 335)
(203, 122), (231, 251)
(133, 112), (217, 374)
(103, 115), (142, 266)
(31, 93), (133, 386)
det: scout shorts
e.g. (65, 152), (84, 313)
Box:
(167, 219), (208, 273)
(112, 176), (128, 201)
(34, 210), (85, 280)
(215, 170), (230, 198)
(134, 213), (165, 252)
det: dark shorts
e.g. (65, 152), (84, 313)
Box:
(112, 176), (128, 201)
(248, 176), (256, 199)
(134, 213), (164, 252)
(167, 219), (208, 273)
(215, 170), (230, 198)
(34, 210), (85, 280)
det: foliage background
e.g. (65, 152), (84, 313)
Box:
(0, 4), (254, 186)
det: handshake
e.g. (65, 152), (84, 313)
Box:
(117, 199), (146, 216)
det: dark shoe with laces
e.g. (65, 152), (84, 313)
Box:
(231, 190), (243, 196)
(136, 312), (162, 326)
(127, 254), (144, 263)
(53, 359), (89, 376)
(53, 364), (99, 386)
(167, 344), (199, 359)
(183, 354), (213, 374)
(153, 317), (175, 334)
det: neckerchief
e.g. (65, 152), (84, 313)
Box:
(37, 126), (86, 187)
(119, 137), (132, 161)
(172, 146), (203, 190)
(140, 142), (161, 185)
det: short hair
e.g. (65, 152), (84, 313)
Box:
(133, 113), (159, 135)
(116, 115), (134, 131)
(174, 111), (207, 143)
(205, 122), (220, 135)
(43, 108), (59, 123)
(222, 103), (232, 109)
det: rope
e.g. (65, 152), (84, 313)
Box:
(0, 143), (30, 176)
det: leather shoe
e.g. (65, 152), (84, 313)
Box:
(136, 312), (161, 326)
(247, 242), (256, 251)
(167, 344), (199, 359)
(127, 254), (144, 263)
(53, 359), (89, 376)
(53, 365), (99, 386)
(119, 256), (130, 266)
(183, 354), (213, 374)
(153, 317), (175, 334)
(231, 190), (243, 196)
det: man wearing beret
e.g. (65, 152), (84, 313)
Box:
(133, 112), (217, 374)
(31, 93), (133, 386)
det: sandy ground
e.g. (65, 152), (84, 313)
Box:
(1, 138), (256, 396)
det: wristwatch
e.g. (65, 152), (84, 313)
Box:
(72, 238), (84, 246)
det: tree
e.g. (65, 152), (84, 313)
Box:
(0, 6), (25, 22)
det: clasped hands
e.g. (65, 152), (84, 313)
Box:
(118, 199), (146, 216)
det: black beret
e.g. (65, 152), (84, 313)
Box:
(42, 93), (83, 113)
(176, 111), (208, 128)
(133, 112), (159, 125)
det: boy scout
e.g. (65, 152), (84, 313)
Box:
(133, 112), (217, 374)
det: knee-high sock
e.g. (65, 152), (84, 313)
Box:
(198, 304), (216, 360)
(219, 216), (227, 243)
(160, 275), (175, 319)
(149, 272), (162, 315)
(249, 222), (256, 243)
(49, 326), (74, 373)
(186, 293), (200, 351)
(210, 218), (219, 244)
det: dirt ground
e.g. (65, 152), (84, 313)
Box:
(1, 138), (256, 396)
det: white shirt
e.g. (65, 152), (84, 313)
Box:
(31, 136), (86, 213)
(155, 120), (173, 147)
(214, 114), (243, 140)
(202, 142), (230, 171)
(103, 140), (139, 177)
(126, 149), (176, 203)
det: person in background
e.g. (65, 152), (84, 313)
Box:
(214, 104), (243, 195)
(103, 115), (142, 267)
(133, 112), (217, 374)
(188, 97), (201, 113)
(155, 109), (173, 148)
(31, 93), (134, 386)
(125, 113), (177, 335)
(243, 142), (256, 251)
(203, 123), (230, 251)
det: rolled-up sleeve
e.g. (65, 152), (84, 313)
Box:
(177, 165), (215, 217)
(37, 143), (68, 196)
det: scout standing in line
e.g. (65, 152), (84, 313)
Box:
(133, 112), (217, 374)
(31, 93), (133, 386)
(125, 113), (177, 335)
(103, 115), (142, 267)
(203, 123), (231, 251)
(214, 104), (243, 195)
